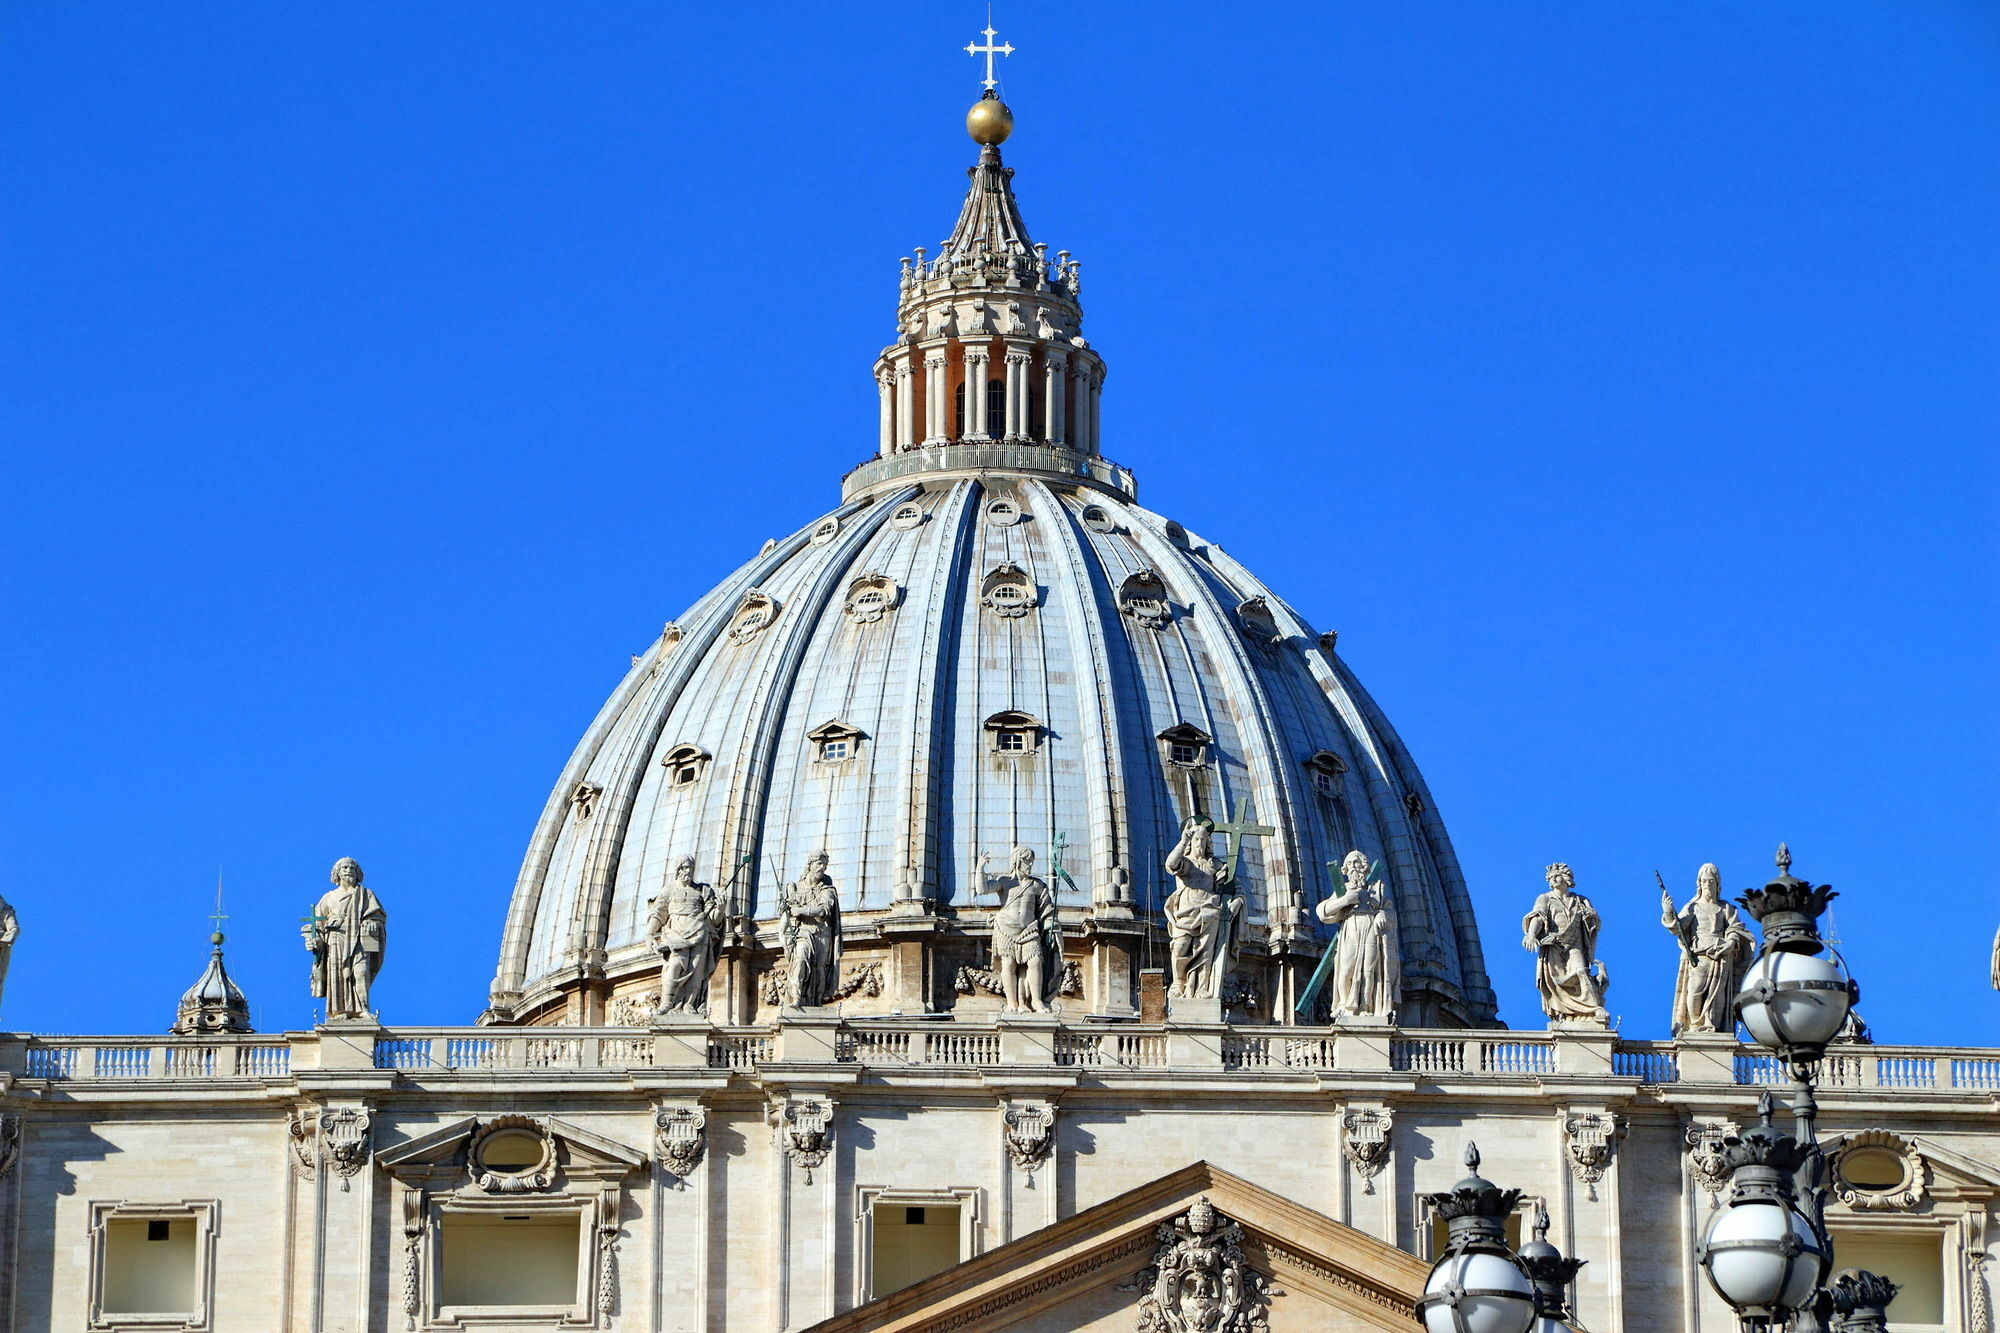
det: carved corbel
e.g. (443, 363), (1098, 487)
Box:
(1562, 1110), (1625, 1201)
(0, 1114), (19, 1182)
(1685, 1120), (1738, 1204)
(1003, 1103), (1056, 1178)
(320, 1105), (372, 1191)
(1341, 1107), (1394, 1195)
(595, 1186), (621, 1317)
(399, 1188), (426, 1332)
(655, 1104), (708, 1182)
(286, 1108), (318, 1180)
(773, 1098), (833, 1184)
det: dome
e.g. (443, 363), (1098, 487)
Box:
(487, 113), (1498, 1030)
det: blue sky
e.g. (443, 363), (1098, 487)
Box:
(3, 3), (1994, 1043)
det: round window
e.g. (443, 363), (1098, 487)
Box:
(890, 505), (926, 530)
(1838, 1148), (1905, 1191)
(811, 518), (841, 545)
(986, 500), (1022, 526)
(478, 1130), (545, 1174)
(1081, 504), (1114, 532)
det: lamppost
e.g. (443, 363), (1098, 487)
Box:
(1416, 1143), (1563, 1333)
(1518, 1201), (1588, 1333)
(1697, 845), (1897, 1332)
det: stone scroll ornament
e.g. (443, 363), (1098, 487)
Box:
(1685, 1121), (1738, 1204)
(776, 1100), (832, 1184)
(1003, 1104), (1056, 1179)
(304, 857), (386, 1022)
(1522, 863), (1609, 1023)
(320, 1106), (372, 1192)
(1340, 1108), (1394, 1196)
(0, 1113), (19, 1182)
(1122, 1196), (1280, 1333)
(655, 1106), (708, 1182)
(1562, 1111), (1624, 1201)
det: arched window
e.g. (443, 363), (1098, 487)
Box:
(984, 710), (1044, 756)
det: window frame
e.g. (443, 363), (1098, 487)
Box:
(427, 1196), (599, 1329)
(853, 1185), (983, 1305)
(87, 1199), (220, 1332)
(984, 710), (1045, 757)
(660, 743), (712, 790)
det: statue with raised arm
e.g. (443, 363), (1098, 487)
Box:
(0, 892), (16, 1015)
(977, 846), (1063, 1013)
(1660, 862), (1754, 1035)
(1163, 818), (1241, 999)
(778, 851), (842, 1009)
(648, 856), (725, 1016)
(1318, 850), (1400, 1022)
(304, 857), (387, 1021)
(1522, 862), (1608, 1023)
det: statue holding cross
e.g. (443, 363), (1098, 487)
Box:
(1163, 818), (1243, 1000)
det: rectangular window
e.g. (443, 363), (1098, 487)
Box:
(439, 1211), (584, 1310)
(674, 763), (700, 786)
(997, 731), (1026, 752)
(821, 739), (850, 762)
(101, 1219), (197, 1316)
(1830, 1231), (1944, 1328)
(1168, 743), (1199, 766)
(870, 1201), (961, 1298)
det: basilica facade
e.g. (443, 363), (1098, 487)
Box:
(0, 85), (1994, 1333)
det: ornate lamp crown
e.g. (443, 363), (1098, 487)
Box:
(1717, 1094), (1813, 1182)
(1829, 1268), (1899, 1317)
(1422, 1143), (1525, 1246)
(1735, 843), (1838, 952)
(1517, 1201), (1585, 1310)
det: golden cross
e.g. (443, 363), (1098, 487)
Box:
(964, 24), (1014, 91)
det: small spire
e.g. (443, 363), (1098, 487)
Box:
(1776, 841), (1792, 875)
(1464, 1141), (1481, 1173)
(1531, 1199), (1551, 1242)
(172, 879), (252, 1035)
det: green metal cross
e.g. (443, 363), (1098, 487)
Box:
(1049, 831), (1080, 895)
(1209, 799), (1276, 886)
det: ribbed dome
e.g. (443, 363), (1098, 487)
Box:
(486, 116), (1498, 1029)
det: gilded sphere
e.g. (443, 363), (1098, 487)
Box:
(966, 96), (1014, 145)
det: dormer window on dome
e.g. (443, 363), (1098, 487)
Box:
(984, 710), (1043, 756)
(809, 720), (867, 765)
(1118, 569), (1173, 630)
(727, 590), (781, 644)
(1158, 724), (1212, 769)
(979, 563), (1038, 618)
(661, 744), (711, 789)
(843, 573), (900, 625)
(1305, 750), (1347, 796)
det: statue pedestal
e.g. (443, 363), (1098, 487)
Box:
(649, 1013), (715, 1068)
(996, 1011), (1061, 1065)
(1672, 1030), (1739, 1085)
(879, 914), (945, 1015)
(1331, 1022), (1395, 1072)
(1166, 996), (1225, 1026)
(775, 1007), (844, 1064)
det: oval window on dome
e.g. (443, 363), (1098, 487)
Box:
(889, 503), (927, 530)
(979, 564), (1038, 618)
(810, 517), (842, 545)
(727, 590), (781, 644)
(1080, 504), (1115, 533)
(842, 573), (900, 625)
(985, 498), (1023, 526)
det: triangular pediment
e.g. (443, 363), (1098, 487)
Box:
(806, 1160), (1424, 1333)
(376, 1112), (644, 1188)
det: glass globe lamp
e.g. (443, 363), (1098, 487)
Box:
(1700, 1195), (1827, 1317)
(1416, 1144), (1537, 1333)
(1737, 946), (1856, 1056)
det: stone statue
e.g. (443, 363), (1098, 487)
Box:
(1660, 863), (1754, 1035)
(304, 857), (386, 1021)
(647, 856), (724, 1016)
(1991, 923), (2000, 992)
(1522, 862), (1608, 1023)
(0, 892), (16, 1015)
(778, 852), (842, 1008)
(1317, 850), (1400, 1022)
(1163, 819), (1241, 999)
(976, 846), (1063, 1013)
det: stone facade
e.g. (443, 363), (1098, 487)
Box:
(0, 1023), (1995, 1329)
